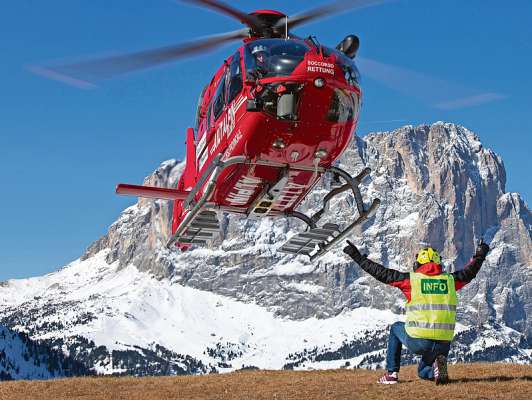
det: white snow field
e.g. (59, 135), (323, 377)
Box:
(0, 250), (399, 373)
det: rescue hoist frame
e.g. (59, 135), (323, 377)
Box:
(166, 154), (380, 260)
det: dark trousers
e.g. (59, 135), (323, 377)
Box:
(386, 321), (451, 379)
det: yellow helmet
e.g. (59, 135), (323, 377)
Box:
(416, 247), (441, 265)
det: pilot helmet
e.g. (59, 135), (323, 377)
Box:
(251, 45), (269, 55)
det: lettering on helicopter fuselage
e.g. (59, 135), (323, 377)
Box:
(209, 95), (246, 157)
(210, 111), (234, 156)
(224, 130), (243, 159)
(307, 60), (335, 75)
(227, 175), (262, 206)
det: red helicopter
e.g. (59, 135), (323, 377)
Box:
(36, 0), (389, 260)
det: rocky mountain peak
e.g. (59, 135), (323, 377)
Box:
(1, 121), (529, 377)
(79, 122), (529, 322)
(358, 122), (508, 267)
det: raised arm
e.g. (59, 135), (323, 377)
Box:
(343, 241), (409, 285)
(452, 240), (490, 290)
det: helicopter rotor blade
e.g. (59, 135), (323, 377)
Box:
(29, 28), (248, 86)
(278, 0), (391, 31)
(181, 0), (261, 32)
(357, 56), (506, 109)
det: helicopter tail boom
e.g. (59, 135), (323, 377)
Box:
(115, 184), (190, 200)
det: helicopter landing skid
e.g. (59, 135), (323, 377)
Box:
(166, 155), (380, 260)
(279, 166), (380, 261)
(167, 155), (329, 249)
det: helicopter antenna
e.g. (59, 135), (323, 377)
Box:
(311, 35), (323, 56)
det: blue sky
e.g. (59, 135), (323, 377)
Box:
(1, 0), (530, 280)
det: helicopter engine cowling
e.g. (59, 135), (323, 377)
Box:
(336, 35), (360, 58)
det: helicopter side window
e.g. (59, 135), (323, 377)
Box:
(212, 71), (227, 120)
(195, 85), (208, 131)
(227, 51), (243, 104)
(206, 105), (212, 130)
(322, 46), (360, 86)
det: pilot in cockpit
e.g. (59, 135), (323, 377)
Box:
(251, 45), (270, 76)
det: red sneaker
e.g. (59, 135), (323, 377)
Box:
(433, 355), (449, 385)
(377, 372), (398, 384)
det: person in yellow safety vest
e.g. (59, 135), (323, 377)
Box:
(343, 240), (490, 385)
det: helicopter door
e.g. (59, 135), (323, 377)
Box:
(205, 69), (227, 160)
(226, 51), (243, 106)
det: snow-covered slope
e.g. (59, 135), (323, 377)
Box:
(0, 250), (400, 374)
(0, 122), (530, 378)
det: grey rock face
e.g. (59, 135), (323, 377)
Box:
(83, 160), (184, 278)
(81, 122), (531, 339)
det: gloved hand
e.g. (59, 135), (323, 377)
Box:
(475, 239), (490, 259)
(343, 240), (364, 261)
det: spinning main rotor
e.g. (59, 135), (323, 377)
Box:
(31, 0), (386, 85)
(31, 0), (503, 110)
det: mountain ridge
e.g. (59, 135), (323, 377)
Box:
(1, 122), (530, 379)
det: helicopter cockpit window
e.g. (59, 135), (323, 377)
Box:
(244, 39), (310, 79)
(212, 71), (226, 120)
(227, 51), (243, 104)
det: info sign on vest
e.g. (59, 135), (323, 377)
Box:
(421, 279), (449, 295)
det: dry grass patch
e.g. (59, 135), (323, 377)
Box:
(0, 363), (530, 400)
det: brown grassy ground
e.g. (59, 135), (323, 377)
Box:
(0, 363), (530, 400)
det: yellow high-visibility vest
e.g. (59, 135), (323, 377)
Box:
(405, 272), (458, 341)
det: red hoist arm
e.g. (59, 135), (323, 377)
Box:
(115, 184), (190, 200)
